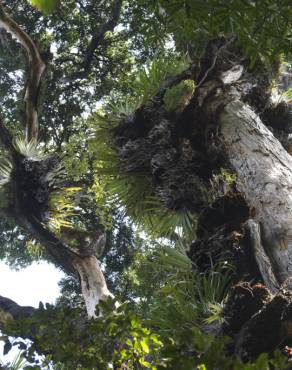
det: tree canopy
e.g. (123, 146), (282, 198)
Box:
(0, 0), (292, 369)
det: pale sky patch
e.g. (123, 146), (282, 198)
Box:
(0, 261), (65, 307)
(0, 261), (65, 365)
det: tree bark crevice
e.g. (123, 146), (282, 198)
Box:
(244, 219), (279, 292)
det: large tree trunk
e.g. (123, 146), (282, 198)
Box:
(220, 100), (292, 290)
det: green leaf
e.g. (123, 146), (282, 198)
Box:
(29, 0), (57, 15)
(140, 338), (150, 354)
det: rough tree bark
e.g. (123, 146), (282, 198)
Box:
(220, 100), (292, 290)
(195, 48), (292, 358)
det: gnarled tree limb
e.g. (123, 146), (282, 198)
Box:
(0, 2), (45, 142)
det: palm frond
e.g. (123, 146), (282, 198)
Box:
(106, 98), (142, 121)
(154, 245), (193, 272)
(13, 137), (47, 161)
(194, 264), (233, 322)
(147, 245), (233, 330)
(0, 158), (12, 186)
(90, 120), (197, 238)
(96, 54), (191, 123)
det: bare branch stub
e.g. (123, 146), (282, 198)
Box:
(0, 2), (45, 142)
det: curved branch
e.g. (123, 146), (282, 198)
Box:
(0, 2), (45, 142)
(15, 213), (81, 274)
(15, 214), (113, 317)
(0, 295), (35, 329)
(68, 0), (123, 81)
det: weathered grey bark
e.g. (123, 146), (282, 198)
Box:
(73, 256), (114, 317)
(219, 100), (292, 289)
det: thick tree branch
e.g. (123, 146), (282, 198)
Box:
(15, 212), (113, 317)
(0, 295), (35, 329)
(0, 2), (45, 142)
(68, 0), (123, 81)
(15, 213), (81, 274)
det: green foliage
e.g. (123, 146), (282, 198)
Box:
(130, 54), (191, 106)
(5, 300), (163, 370)
(1, 1), (292, 369)
(146, 246), (232, 332)
(48, 187), (81, 232)
(163, 79), (195, 112)
(61, 119), (91, 181)
(0, 158), (12, 187)
(283, 88), (292, 100)
(90, 74), (198, 240)
(219, 168), (237, 185)
(104, 54), (191, 119)
(29, 0), (57, 15)
(151, 0), (292, 65)
(4, 247), (290, 370)
(25, 239), (44, 260)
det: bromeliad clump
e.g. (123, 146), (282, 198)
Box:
(1, 139), (65, 223)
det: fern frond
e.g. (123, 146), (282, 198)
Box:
(131, 54), (191, 105)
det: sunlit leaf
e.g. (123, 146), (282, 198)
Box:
(29, 0), (57, 15)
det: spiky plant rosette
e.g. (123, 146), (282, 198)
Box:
(0, 138), (79, 230)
